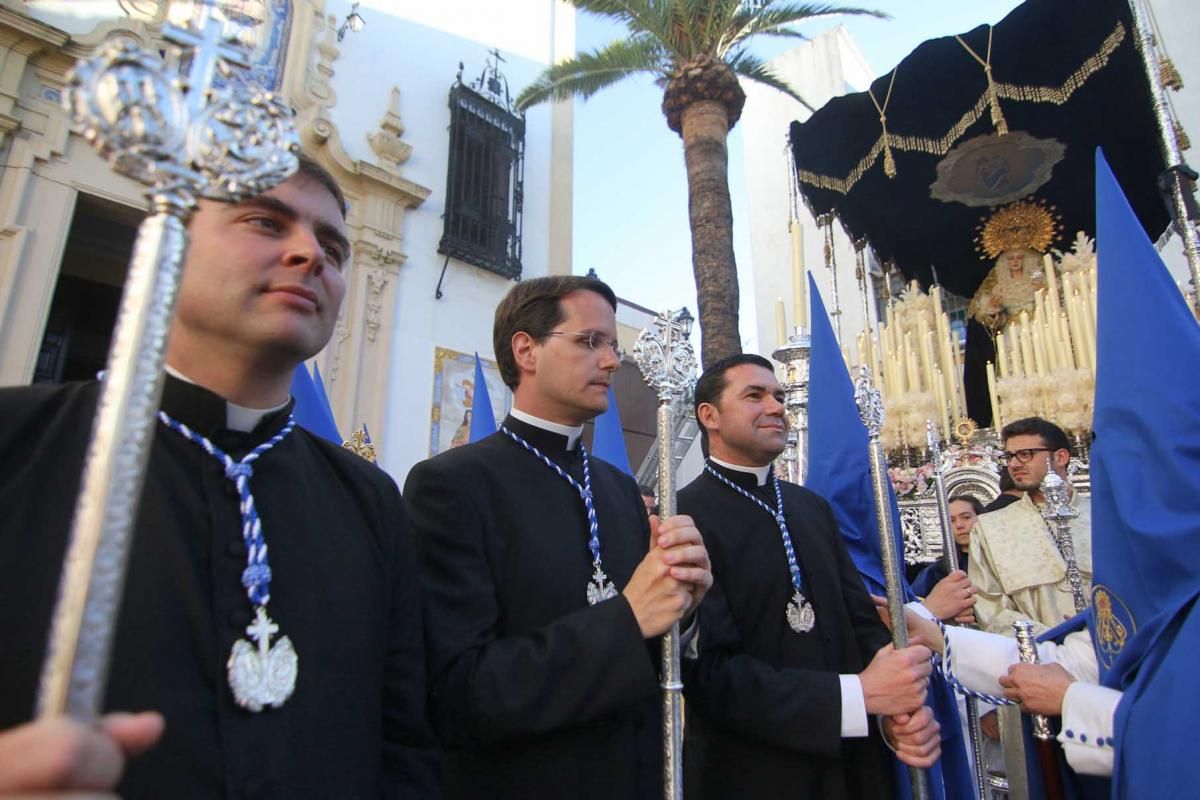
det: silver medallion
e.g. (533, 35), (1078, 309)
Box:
(227, 606), (298, 712)
(785, 590), (816, 634)
(586, 564), (619, 605)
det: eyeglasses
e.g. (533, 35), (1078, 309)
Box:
(544, 330), (624, 360)
(998, 447), (1053, 465)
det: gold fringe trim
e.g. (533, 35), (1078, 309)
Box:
(1176, 120), (1191, 152)
(1160, 57), (1183, 91)
(797, 21), (1127, 196)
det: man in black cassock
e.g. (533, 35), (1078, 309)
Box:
(0, 159), (438, 797)
(678, 354), (941, 800)
(404, 275), (713, 800)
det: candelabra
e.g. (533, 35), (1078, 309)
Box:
(772, 329), (811, 484)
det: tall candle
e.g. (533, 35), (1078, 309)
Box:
(1019, 317), (1036, 377)
(996, 331), (1009, 379)
(1031, 327), (1047, 377)
(775, 298), (787, 347)
(933, 371), (951, 441)
(1043, 254), (1060, 313)
(856, 332), (867, 370)
(1008, 325), (1024, 378)
(986, 361), (1002, 429)
(904, 331), (920, 392)
(790, 221), (807, 328)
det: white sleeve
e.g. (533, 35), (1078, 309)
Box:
(838, 674), (869, 737)
(942, 625), (1058, 695)
(1058, 682), (1120, 777)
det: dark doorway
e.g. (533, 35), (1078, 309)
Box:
(34, 195), (141, 384)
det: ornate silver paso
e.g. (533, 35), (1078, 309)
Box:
(586, 563), (619, 605)
(228, 607), (298, 712)
(786, 590), (816, 634)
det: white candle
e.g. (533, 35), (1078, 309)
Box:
(775, 298), (787, 347)
(790, 221), (807, 328)
(987, 362), (1002, 429)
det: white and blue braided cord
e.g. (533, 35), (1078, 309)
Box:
(500, 425), (602, 567)
(158, 411), (296, 607)
(703, 463), (805, 595)
(935, 617), (1018, 706)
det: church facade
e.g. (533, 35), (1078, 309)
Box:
(0, 0), (575, 481)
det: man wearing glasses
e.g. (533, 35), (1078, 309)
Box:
(404, 275), (712, 799)
(968, 417), (1093, 636)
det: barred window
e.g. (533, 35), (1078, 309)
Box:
(439, 59), (525, 280)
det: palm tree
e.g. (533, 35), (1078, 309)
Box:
(517, 1), (884, 367)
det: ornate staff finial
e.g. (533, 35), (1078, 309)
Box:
(854, 365), (883, 438)
(1039, 455), (1086, 613)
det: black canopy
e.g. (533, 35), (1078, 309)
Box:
(789, 0), (1170, 302)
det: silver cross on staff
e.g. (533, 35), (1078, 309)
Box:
(632, 308), (696, 800)
(37, 0), (299, 720)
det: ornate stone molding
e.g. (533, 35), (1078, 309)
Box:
(0, 0), (431, 458)
(368, 87), (412, 168)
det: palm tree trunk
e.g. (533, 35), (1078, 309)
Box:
(680, 99), (741, 368)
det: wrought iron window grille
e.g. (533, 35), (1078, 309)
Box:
(438, 49), (525, 284)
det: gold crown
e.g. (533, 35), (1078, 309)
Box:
(974, 199), (1062, 260)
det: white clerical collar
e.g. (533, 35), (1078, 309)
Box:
(165, 365), (289, 433)
(510, 407), (584, 450)
(710, 456), (773, 487)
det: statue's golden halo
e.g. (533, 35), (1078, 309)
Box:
(974, 199), (1062, 260)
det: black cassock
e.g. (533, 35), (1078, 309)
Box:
(403, 415), (661, 800)
(678, 462), (895, 800)
(0, 377), (438, 799)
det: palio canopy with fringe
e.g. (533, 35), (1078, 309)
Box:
(788, 0), (1170, 301)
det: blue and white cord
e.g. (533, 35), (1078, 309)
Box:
(500, 425), (604, 571)
(704, 463), (806, 598)
(158, 411), (296, 606)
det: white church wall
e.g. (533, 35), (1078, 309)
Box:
(327, 3), (572, 480)
(739, 26), (876, 361)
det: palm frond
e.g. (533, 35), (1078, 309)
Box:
(721, 3), (887, 54)
(515, 35), (666, 109)
(727, 50), (815, 111)
(568, 0), (670, 37)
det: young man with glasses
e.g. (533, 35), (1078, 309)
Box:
(404, 275), (712, 799)
(968, 417), (1093, 636)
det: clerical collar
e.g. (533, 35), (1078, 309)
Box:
(509, 407), (584, 451)
(165, 365), (290, 433)
(709, 456), (773, 487)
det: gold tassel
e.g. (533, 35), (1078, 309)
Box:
(985, 65), (1008, 136)
(1160, 58), (1184, 91)
(879, 114), (897, 178)
(1175, 120), (1191, 152)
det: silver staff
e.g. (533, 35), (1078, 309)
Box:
(38, 1), (298, 719)
(1013, 619), (1068, 800)
(855, 368), (929, 800)
(926, 422), (988, 800)
(633, 307), (698, 800)
(1128, 0), (1200, 316)
(1039, 458), (1087, 614)
(771, 330), (811, 484)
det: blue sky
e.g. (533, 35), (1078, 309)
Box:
(572, 1), (1023, 335)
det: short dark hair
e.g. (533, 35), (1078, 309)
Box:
(693, 353), (776, 446)
(294, 155), (347, 219)
(1001, 416), (1070, 454)
(948, 494), (984, 515)
(492, 275), (618, 389)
